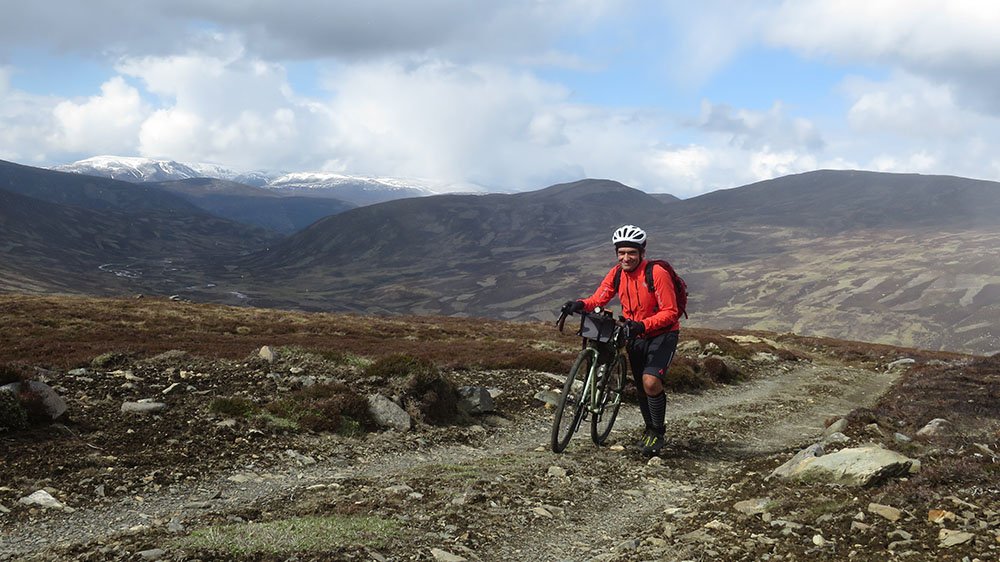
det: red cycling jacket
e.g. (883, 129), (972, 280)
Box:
(580, 259), (680, 337)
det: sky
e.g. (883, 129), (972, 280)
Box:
(2, 1), (1000, 198)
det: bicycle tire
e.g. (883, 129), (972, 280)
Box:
(551, 349), (592, 453)
(591, 353), (626, 445)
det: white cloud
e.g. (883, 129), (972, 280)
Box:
(844, 72), (972, 137)
(765, 1), (1000, 65)
(52, 77), (147, 153)
(0, 1), (622, 63)
(0, 68), (63, 164)
(764, 0), (1000, 114)
(116, 45), (328, 170)
(692, 100), (825, 151)
(646, 145), (713, 191)
(6, 1), (1000, 195)
(320, 59), (574, 187)
(870, 151), (938, 174)
(749, 149), (818, 181)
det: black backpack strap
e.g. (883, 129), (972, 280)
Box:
(644, 261), (657, 292)
(612, 264), (623, 293)
(622, 261), (664, 293)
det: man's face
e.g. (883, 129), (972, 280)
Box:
(617, 247), (643, 272)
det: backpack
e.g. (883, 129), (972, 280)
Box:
(612, 260), (689, 319)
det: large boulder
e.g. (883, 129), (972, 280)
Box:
(458, 386), (495, 414)
(768, 443), (824, 480)
(774, 445), (916, 487)
(367, 394), (411, 432)
(0, 380), (67, 421)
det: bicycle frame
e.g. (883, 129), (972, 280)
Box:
(568, 345), (602, 433)
(551, 308), (629, 452)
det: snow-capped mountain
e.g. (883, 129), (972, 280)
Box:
(51, 156), (484, 206)
(264, 172), (441, 205)
(53, 155), (213, 183)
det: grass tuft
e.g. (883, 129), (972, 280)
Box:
(499, 351), (570, 373)
(90, 351), (133, 369)
(209, 396), (257, 418)
(176, 514), (401, 555)
(364, 354), (438, 382)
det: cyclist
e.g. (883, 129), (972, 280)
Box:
(562, 224), (680, 456)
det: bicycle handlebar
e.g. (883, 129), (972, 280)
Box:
(556, 309), (640, 344)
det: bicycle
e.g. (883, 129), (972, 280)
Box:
(550, 306), (631, 453)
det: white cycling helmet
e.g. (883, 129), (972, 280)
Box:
(612, 224), (647, 249)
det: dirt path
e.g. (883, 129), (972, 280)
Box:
(1, 361), (895, 561)
(488, 363), (896, 561)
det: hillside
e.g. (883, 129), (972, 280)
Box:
(4, 160), (1000, 353)
(232, 171), (1000, 354)
(1, 294), (997, 561)
(237, 178), (670, 315)
(669, 169), (1000, 231)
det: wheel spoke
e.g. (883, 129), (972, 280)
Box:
(551, 350), (592, 452)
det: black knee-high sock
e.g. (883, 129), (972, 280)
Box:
(634, 371), (652, 430)
(647, 392), (666, 434)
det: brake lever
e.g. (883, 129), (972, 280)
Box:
(556, 310), (569, 333)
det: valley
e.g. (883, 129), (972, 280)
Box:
(3, 162), (1000, 354)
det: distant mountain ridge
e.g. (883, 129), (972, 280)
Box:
(671, 169), (1000, 231)
(5, 160), (1000, 354)
(52, 155), (483, 207)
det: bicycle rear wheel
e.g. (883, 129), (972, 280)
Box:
(550, 349), (592, 453)
(591, 354), (626, 445)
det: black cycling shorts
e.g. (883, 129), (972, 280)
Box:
(628, 330), (679, 382)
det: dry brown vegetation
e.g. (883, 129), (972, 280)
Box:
(873, 354), (1000, 432)
(5, 292), (1000, 560)
(0, 294), (571, 371)
(2, 294), (967, 374)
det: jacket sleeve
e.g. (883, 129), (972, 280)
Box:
(580, 266), (619, 312)
(642, 265), (679, 332)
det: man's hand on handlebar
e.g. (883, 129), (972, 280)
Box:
(561, 300), (585, 315)
(623, 319), (645, 340)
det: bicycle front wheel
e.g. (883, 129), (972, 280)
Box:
(551, 349), (592, 453)
(591, 353), (626, 445)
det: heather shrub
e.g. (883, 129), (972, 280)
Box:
(0, 390), (28, 431)
(264, 383), (374, 434)
(398, 366), (463, 426)
(703, 357), (742, 384)
(663, 356), (713, 392)
(364, 354), (437, 382)
(0, 362), (30, 385)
